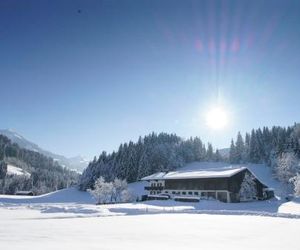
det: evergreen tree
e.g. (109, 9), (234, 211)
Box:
(235, 132), (245, 163)
(244, 132), (251, 162)
(239, 172), (257, 201)
(206, 143), (213, 161)
(0, 135), (78, 195)
(249, 130), (261, 163)
(79, 132), (219, 190)
(215, 149), (222, 162)
(0, 161), (7, 179)
(229, 139), (237, 163)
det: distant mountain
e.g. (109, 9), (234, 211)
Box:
(0, 129), (89, 173)
(67, 155), (90, 173)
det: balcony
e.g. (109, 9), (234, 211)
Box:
(144, 186), (164, 191)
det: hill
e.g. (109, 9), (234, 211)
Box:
(0, 161), (288, 205)
(0, 129), (89, 172)
(0, 134), (78, 195)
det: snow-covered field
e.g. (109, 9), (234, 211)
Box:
(0, 204), (299, 250)
(1, 187), (299, 217)
(1, 162), (299, 249)
(0, 187), (300, 250)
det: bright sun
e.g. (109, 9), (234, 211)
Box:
(205, 106), (229, 130)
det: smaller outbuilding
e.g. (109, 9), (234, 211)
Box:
(15, 191), (34, 196)
(142, 167), (274, 203)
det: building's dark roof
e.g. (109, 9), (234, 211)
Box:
(15, 191), (33, 195)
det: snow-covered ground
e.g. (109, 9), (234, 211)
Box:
(0, 162), (299, 249)
(0, 186), (299, 218)
(0, 188), (300, 249)
(0, 205), (299, 250)
(0, 181), (147, 204)
(278, 197), (300, 215)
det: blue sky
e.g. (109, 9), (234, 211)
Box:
(1, 0), (300, 159)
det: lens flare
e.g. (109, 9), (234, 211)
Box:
(205, 106), (229, 130)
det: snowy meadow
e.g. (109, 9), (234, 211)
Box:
(1, 187), (300, 250)
(1, 209), (299, 250)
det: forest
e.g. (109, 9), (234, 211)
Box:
(0, 135), (78, 195)
(80, 124), (300, 194)
(80, 132), (223, 190)
(229, 124), (300, 192)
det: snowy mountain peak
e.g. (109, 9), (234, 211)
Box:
(7, 129), (24, 139)
(0, 129), (89, 172)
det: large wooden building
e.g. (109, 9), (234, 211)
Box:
(142, 167), (274, 203)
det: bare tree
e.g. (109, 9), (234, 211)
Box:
(88, 177), (114, 204)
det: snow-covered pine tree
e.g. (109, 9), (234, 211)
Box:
(275, 152), (300, 183)
(249, 129), (261, 163)
(179, 139), (195, 163)
(215, 149), (222, 162)
(289, 124), (300, 157)
(244, 132), (251, 162)
(127, 141), (138, 183)
(0, 160), (7, 179)
(229, 139), (237, 163)
(235, 132), (245, 163)
(256, 128), (266, 162)
(192, 137), (204, 161)
(239, 172), (257, 201)
(137, 150), (151, 179)
(206, 143), (213, 161)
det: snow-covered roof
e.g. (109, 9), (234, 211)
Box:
(141, 167), (247, 181)
(141, 172), (166, 180)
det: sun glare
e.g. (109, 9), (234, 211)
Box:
(205, 106), (229, 130)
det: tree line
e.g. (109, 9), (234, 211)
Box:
(0, 135), (78, 195)
(229, 124), (300, 193)
(82, 125), (300, 196)
(79, 132), (222, 190)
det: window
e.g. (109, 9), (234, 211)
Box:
(182, 191), (186, 195)
(172, 191), (176, 194)
(165, 191), (168, 193)
(188, 191), (192, 195)
(194, 192), (199, 195)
